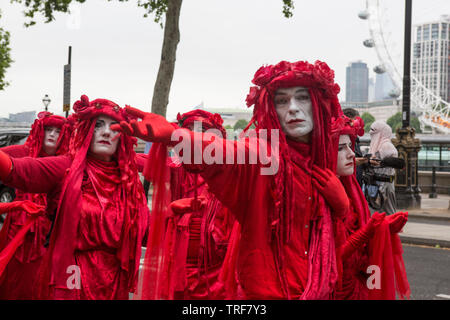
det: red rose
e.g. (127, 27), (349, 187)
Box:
(272, 61), (291, 76)
(246, 86), (260, 107)
(73, 95), (90, 113)
(252, 65), (274, 86)
(313, 60), (335, 84)
(37, 111), (53, 119)
(353, 116), (365, 136)
(211, 113), (224, 127)
(291, 61), (314, 76)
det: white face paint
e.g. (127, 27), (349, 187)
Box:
(43, 126), (61, 155)
(88, 115), (120, 162)
(274, 86), (313, 142)
(336, 134), (355, 177)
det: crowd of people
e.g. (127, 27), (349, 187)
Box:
(0, 59), (410, 300)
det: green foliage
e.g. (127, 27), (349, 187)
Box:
(386, 112), (402, 130)
(224, 124), (233, 130)
(0, 10), (13, 90)
(233, 119), (249, 131)
(282, 0), (294, 18)
(361, 112), (375, 133)
(10, 0), (87, 27)
(386, 112), (422, 133)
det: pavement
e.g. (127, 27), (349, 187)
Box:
(397, 193), (450, 248)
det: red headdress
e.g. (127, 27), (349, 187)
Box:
(36, 95), (148, 299)
(24, 111), (72, 158)
(176, 109), (227, 138)
(245, 60), (343, 299)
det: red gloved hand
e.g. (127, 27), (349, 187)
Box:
(340, 211), (386, 260)
(20, 200), (46, 216)
(311, 165), (349, 218)
(386, 211), (408, 234)
(111, 106), (175, 144)
(169, 197), (207, 215)
(0, 150), (12, 181)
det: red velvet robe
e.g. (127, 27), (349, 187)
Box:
(2, 155), (148, 300)
(0, 145), (52, 299)
(168, 159), (234, 299)
(183, 138), (334, 299)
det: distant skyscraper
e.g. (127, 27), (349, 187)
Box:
(346, 61), (369, 103)
(369, 77), (375, 102)
(412, 15), (450, 102)
(375, 73), (395, 101)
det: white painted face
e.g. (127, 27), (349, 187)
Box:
(43, 126), (61, 155)
(336, 134), (355, 177)
(274, 86), (313, 142)
(88, 115), (120, 162)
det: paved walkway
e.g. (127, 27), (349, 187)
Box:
(398, 193), (450, 248)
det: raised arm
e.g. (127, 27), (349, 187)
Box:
(112, 107), (271, 219)
(0, 144), (29, 158)
(0, 150), (71, 194)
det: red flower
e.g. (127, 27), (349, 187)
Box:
(73, 95), (90, 113)
(37, 111), (53, 119)
(211, 113), (224, 127)
(252, 65), (274, 86)
(353, 116), (365, 136)
(291, 61), (314, 76)
(272, 61), (291, 75)
(314, 61), (335, 84)
(246, 86), (260, 107)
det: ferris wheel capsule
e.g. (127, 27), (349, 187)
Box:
(373, 65), (386, 74)
(388, 88), (401, 99)
(363, 39), (375, 48)
(358, 10), (370, 20)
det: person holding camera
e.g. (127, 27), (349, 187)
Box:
(368, 121), (398, 215)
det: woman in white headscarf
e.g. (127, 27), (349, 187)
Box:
(368, 121), (398, 215)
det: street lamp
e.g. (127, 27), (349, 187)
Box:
(392, 0), (421, 209)
(42, 94), (51, 111)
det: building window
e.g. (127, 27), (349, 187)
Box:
(424, 25), (430, 40)
(432, 23), (439, 39)
(442, 23), (447, 39)
(417, 26), (422, 41)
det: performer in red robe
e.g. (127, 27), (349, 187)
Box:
(0, 112), (71, 299)
(135, 110), (235, 300)
(0, 95), (149, 300)
(312, 115), (410, 299)
(115, 60), (351, 299)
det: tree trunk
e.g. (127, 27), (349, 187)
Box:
(150, 0), (183, 116)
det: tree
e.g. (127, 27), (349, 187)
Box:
(387, 112), (422, 133)
(3, 0), (295, 117)
(233, 119), (249, 131)
(361, 112), (375, 133)
(0, 10), (13, 91)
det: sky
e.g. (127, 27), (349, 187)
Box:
(0, 0), (449, 121)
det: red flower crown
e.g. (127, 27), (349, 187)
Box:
(245, 60), (341, 108)
(72, 95), (135, 123)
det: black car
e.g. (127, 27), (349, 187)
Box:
(0, 127), (30, 223)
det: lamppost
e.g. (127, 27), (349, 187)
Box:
(42, 94), (51, 111)
(392, 0), (422, 209)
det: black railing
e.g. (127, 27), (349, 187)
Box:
(418, 165), (450, 198)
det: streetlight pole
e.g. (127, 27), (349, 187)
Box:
(392, 0), (422, 209)
(42, 94), (51, 112)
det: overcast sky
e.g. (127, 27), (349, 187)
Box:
(0, 0), (448, 120)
